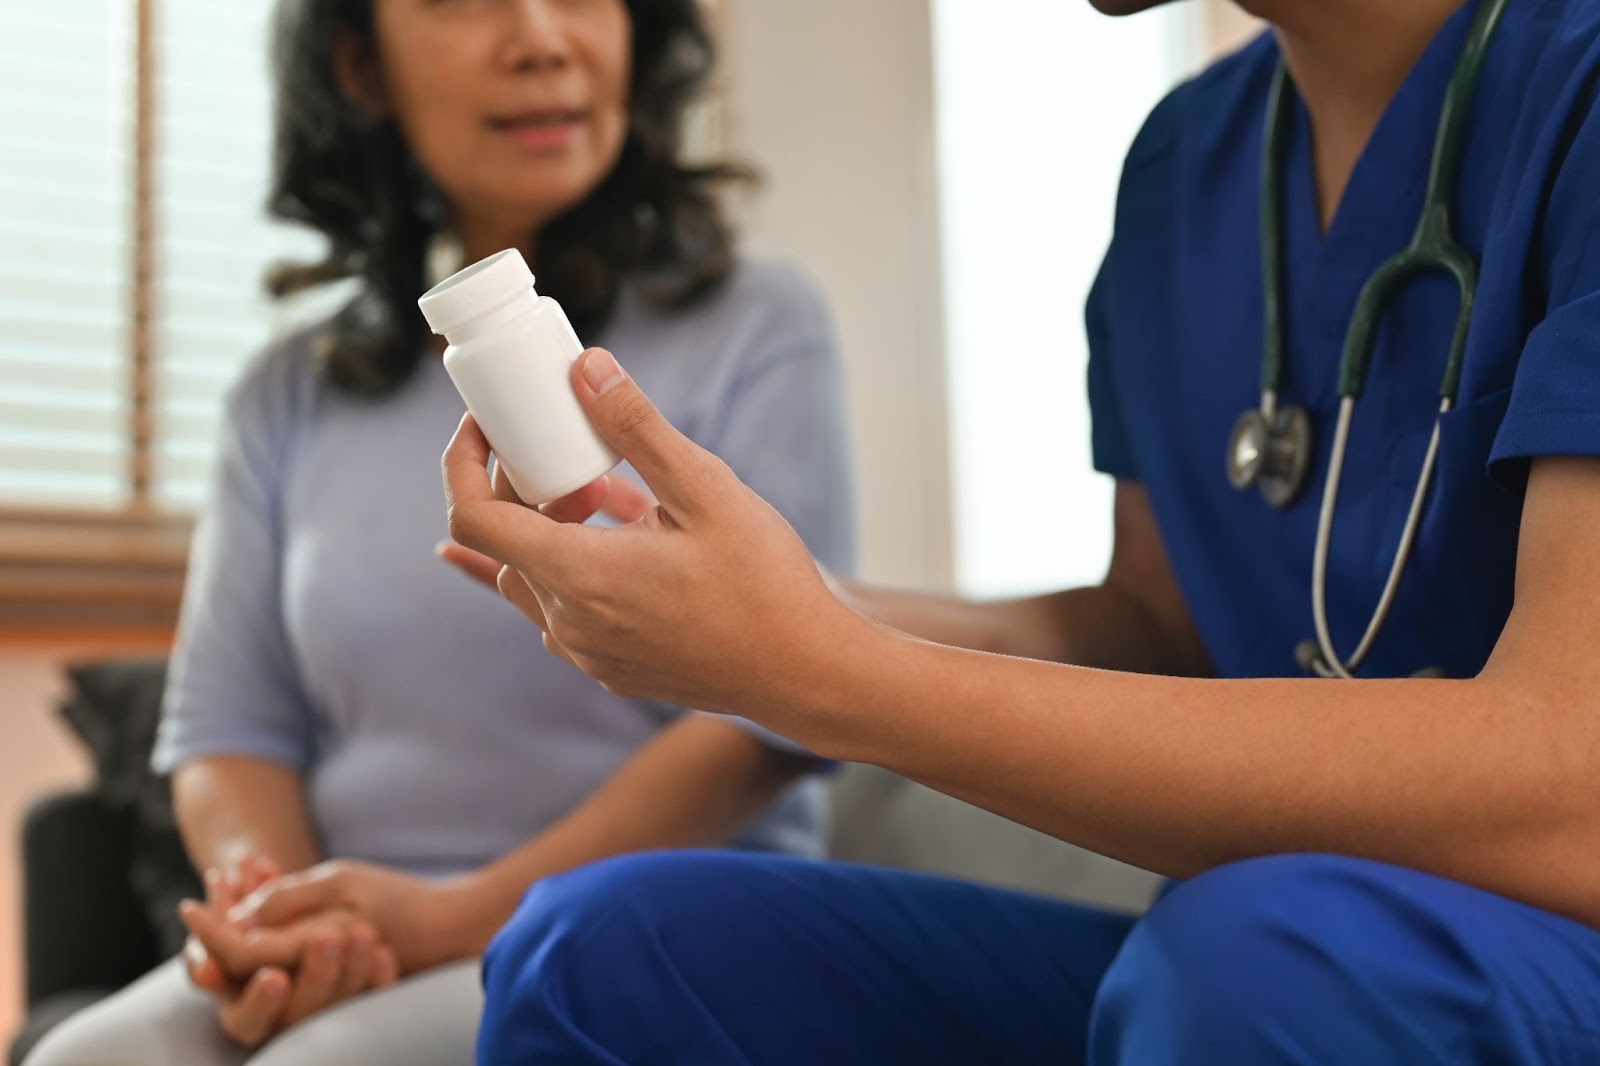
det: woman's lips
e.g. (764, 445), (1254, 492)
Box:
(490, 110), (585, 150)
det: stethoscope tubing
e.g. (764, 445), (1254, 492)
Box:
(1245, 0), (1508, 678)
(1308, 396), (1452, 679)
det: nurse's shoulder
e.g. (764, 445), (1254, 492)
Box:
(1109, 31), (1278, 232)
(1487, 0), (1600, 104)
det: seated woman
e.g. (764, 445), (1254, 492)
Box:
(22, 1), (853, 1064)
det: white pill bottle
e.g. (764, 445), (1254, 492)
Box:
(419, 249), (619, 504)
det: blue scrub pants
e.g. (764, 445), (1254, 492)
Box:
(476, 851), (1600, 1064)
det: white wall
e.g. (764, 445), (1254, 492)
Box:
(721, 0), (954, 590)
(933, 0), (1196, 598)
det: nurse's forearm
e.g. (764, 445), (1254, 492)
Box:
(173, 755), (323, 877)
(836, 484), (1212, 677)
(780, 620), (1600, 928)
(840, 581), (1203, 674)
(451, 715), (814, 957)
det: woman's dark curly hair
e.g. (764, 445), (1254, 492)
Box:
(265, 0), (750, 395)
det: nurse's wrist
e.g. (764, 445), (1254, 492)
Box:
(760, 607), (913, 763)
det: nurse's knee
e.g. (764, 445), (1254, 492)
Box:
(478, 850), (755, 1060)
(486, 849), (719, 976)
(1091, 854), (1463, 1063)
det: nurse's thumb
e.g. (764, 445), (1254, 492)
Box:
(573, 348), (719, 513)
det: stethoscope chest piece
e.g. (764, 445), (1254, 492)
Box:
(1227, 401), (1312, 508)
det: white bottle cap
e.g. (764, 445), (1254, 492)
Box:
(417, 248), (535, 336)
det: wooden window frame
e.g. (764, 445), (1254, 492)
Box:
(0, 506), (188, 629)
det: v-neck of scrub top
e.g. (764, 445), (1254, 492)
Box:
(1278, 1), (1478, 410)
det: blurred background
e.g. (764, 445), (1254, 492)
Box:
(0, 0), (1258, 1044)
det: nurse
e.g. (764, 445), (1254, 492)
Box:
(443, 0), (1600, 1061)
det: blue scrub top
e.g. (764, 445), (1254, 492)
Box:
(1088, 0), (1600, 679)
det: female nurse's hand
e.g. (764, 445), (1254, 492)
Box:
(441, 347), (858, 716)
(228, 859), (479, 976)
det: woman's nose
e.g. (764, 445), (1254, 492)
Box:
(500, 0), (571, 73)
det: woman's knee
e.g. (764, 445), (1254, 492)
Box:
(246, 962), (481, 1066)
(21, 959), (237, 1066)
(18, 1006), (123, 1066)
(1090, 854), (1487, 1065)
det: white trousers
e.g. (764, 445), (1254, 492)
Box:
(21, 956), (483, 1066)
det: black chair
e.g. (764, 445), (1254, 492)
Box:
(10, 661), (199, 1065)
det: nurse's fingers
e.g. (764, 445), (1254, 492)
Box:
(490, 452), (611, 526)
(533, 472), (655, 527)
(490, 459), (519, 504)
(569, 350), (726, 517)
(538, 477), (611, 526)
(542, 629), (583, 671)
(600, 477), (657, 524)
(436, 540), (503, 589)
(435, 460), (601, 585)
(478, 556), (573, 660)
(496, 565), (552, 633)
(443, 414), (586, 576)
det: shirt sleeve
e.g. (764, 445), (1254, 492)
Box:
(151, 348), (318, 775)
(1489, 93), (1600, 483)
(692, 266), (858, 761)
(1083, 76), (1191, 486)
(1085, 256), (1141, 481)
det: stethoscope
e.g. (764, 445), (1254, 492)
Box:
(1225, 0), (1506, 680)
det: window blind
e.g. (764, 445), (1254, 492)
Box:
(0, 0), (336, 517)
(0, 2), (134, 509)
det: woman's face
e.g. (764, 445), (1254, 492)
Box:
(365, 0), (633, 238)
